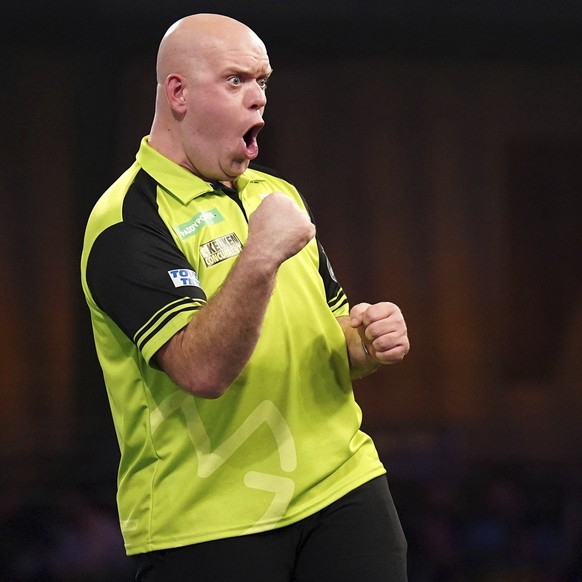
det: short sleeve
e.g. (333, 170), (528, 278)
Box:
(316, 240), (349, 317)
(86, 220), (207, 352)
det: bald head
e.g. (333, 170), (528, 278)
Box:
(149, 13), (271, 181)
(156, 14), (265, 84)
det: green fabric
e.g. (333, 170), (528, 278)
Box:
(81, 138), (385, 555)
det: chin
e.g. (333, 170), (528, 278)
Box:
(228, 161), (250, 178)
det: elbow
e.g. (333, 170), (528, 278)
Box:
(157, 349), (231, 398)
(156, 343), (235, 398)
(180, 375), (230, 399)
(191, 385), (228, 400)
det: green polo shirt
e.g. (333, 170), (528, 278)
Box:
(80, 137), (386, 555)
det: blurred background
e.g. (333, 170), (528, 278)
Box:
(1, 1), (581, 580)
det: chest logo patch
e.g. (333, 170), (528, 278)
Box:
(200, 233), (243, 267)
(175, 208), (224, 240)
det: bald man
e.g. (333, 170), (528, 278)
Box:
(81, 13), (409, 582)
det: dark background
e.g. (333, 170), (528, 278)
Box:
(1, 1), (582, 580)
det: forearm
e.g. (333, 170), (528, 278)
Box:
(156, 191), (315, 398)
(337, 316), (381, 380)
(157, 249), (277, 398)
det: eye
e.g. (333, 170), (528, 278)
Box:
(227, 76), (242, 87)
(258, 78), (268, 91)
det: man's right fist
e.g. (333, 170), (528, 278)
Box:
(247, 192), (316, 267)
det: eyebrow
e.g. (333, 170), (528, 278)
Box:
(223, 63), (273, 78)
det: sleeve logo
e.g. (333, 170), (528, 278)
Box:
(168, 268), (200, 287)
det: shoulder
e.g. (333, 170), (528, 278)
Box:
(249, 163), (316, 222)
(248, 162), (290, 182)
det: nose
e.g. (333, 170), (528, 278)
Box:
(248, 80), (267, 110)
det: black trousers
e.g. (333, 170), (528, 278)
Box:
(133, 475), (407, 582)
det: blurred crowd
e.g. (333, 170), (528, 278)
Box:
(0, 488), (132, 581)
(397, 464), (582, 581)
(1, 463), (580, 581)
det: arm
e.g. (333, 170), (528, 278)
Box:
(337, 301), (410, 380)
(156, 192), (315, 398)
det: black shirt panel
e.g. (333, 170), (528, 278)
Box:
(86, 170), (207, 342)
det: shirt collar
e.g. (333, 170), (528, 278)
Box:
(136, 136), (265, 204)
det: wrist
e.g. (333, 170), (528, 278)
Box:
(241, 237), (284, 275)
(237, 244), (279, 280)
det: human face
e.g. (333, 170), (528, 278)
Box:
(181, 32), (272, 182)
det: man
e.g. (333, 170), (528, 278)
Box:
(81, 13), (409, 582)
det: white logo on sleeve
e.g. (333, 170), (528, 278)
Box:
(168, 268), (200, 288)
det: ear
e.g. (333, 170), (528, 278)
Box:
(164, 73), (188, 113)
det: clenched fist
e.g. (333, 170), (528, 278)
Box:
(350, 302), (410, 365)
(247, 192), (315, 268)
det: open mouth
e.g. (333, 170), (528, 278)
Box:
(241, 122), (264, 160)
(243, 123), (263, 147)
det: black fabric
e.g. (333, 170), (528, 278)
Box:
(86, 170), (207, 342)
(316, 239), (349, 311)
(210, 181), (248, 220)
(242, 167), (347, 312)
(132, 476), (407, 582)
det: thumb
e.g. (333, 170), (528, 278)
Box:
(349, 302), (371, 328)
